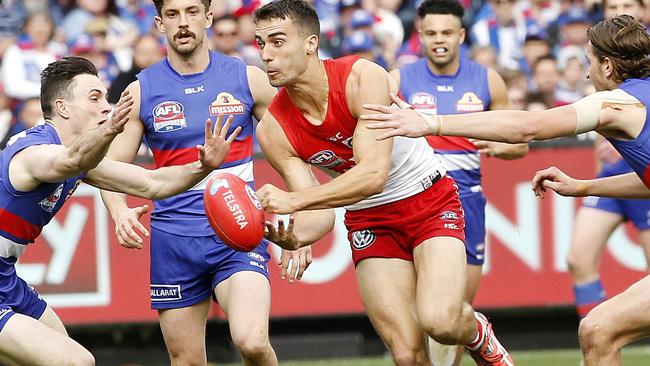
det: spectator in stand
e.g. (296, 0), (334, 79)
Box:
(519, 32), (551, 77)
(341, 30), (388, 68)
(211, 15), (242, 57)
(531, 55), (563, 107)
(107, 35), (163, 105)
(0, 84), (12, 142)
(346, 9), (375, 37)
(470, 0), (530, 70)
(507, 84), (528, 109)
(232, 7), (266, 68)
(556, 7), (593, 48)
(0, 97), (43, 148)
(61, 0), (138, 70)
(470, 45), (498, 69)
(516, 0), (561, 29)
(69, 32), (119, 89)
(0, 0), (28, 60)
(556, 45), (587, 103)
(117, 0), (158, 36)
(525, 91), (551, 111)
(1, 12), (58, 102)
(602, 0), (647, 22)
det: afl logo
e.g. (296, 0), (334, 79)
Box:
(153, 101), (187, 132)
(351, 230), (376, 250)
(410, 93), (437, 115)
(244, 184), (263, 210)
(308, 150), (344, 168)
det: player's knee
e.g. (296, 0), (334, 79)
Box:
(567, 250), (589, 275)
(232, 332), (271, 360)
(390, 346), (425, 366)
(419, 306), (463, 344)
(579, 314), (613, 354)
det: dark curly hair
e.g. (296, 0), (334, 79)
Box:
(588, 14), (650, 82)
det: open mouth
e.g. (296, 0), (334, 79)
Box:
(433, 47), (448, 55)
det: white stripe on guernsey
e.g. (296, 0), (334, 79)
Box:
(189, 161), (254, 191)
(0, 236), (27, 258)
(437, 153), (480, 171)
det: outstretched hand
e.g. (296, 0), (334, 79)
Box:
(532, 166), (585, 198)
(107, 90), (134, 134)
(113, 204), (150, 249)
(196, 114), (241, 170)
(361, 93), (438, 140)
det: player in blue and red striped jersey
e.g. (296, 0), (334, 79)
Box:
(362, 14), (650, 366)
(0, 56), (239, 366)
(391, 1), (528, 363)
(99, 1), (310, 365)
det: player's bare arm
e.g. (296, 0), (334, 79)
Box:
(256, 114), (335, 250)
(99, 80), (152, 249)
(471, 68), (528, 159)
(259, 60), (394, 212)
(8, 90), (134, 191)
(86, 115), (240, 199)
(247, 65), (278, 121)
(532, 167), (650, 199)
(361, 89), (645, 143)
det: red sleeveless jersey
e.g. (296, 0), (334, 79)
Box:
(268, 56), (360, 174)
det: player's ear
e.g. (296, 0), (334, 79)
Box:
(459, 27), (466, 44)
(601, 57), (614, 79)
(54, 99), (70, 119)
(154, 16), (165, 34)
(205, 10), (214, 28)
(305, 34), (319, 55)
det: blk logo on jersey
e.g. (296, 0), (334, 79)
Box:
(410, 92), (437, 115)
(351, 230), (376, 250)
(153, 101), (187, 133)
(456, 92), (484, 112)
(184, 85), (205, 94)
(209, 92), (245, 115)
(39, 184), (63, 212)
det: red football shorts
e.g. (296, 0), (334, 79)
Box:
(344, 175), (465, 266)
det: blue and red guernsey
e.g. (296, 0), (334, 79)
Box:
(0, 124), (83, 258)
(399, 58), (491, 197)
(138, 51), (255, 236)
(607, 77), (650, 188)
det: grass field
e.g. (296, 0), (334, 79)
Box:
(221, 346), (650, 365)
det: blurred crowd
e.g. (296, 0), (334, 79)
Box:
(0, 0), (648, 148)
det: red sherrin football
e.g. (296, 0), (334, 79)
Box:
(203, 173), (264, 252)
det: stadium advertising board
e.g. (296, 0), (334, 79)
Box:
(17, 147), (647, 324)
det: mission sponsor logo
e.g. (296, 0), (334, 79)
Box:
(209, 92), (245, 115)
(456, 92), (484, 112)
(153, 101), (187, 132)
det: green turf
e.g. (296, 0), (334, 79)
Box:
(218, 346), (650, 365)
